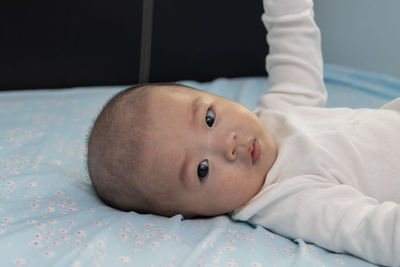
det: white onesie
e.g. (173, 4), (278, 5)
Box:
(231, 1), (400, 266)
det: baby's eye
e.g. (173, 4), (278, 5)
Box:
(205, 108), (215, 127)
(197, 159), (209, 180)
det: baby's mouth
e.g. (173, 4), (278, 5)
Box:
(250, 138), (261, 164)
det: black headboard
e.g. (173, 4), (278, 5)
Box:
(1, 1), (268, 90)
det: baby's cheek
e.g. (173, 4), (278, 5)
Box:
(221, 173), (236, 189)
(224, 175), (245, 198)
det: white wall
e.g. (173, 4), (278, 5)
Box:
(314, 0), (400, 78)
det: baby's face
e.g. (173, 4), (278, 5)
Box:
(142, 86), (277, 217)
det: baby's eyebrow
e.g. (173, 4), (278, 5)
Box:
(190, 96), (202, 127)
(178, 147), (189, 186)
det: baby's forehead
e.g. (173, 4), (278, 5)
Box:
(145, 85), (202, 111)
(143, 85), (200, 141)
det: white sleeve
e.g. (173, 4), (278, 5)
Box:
(257, 0), (327, 109)
(235, 178), (400, 267)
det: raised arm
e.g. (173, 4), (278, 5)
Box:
(256, 0), (327, 109)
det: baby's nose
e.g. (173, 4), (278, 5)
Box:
(223, 132), (237, 161)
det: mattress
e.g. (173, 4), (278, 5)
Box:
(1, 63), (398, 266)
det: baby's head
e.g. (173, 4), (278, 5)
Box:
(87, 83), (277, 217)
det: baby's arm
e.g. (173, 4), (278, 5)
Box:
(257, 0), (327, 109)
(249, 178), (400, 266)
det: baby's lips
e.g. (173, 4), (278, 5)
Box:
(251, 138), (261, 164)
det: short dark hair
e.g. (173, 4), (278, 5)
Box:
(87, 84), (153, 211)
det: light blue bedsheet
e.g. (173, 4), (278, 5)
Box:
(1, 64), (399, 266)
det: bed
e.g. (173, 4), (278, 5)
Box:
(1, 1), (399, 266)
(2, 63), (399, 266)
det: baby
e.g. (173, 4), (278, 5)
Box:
(87, 0), (400, 266)
(88, 82), (277, 217)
